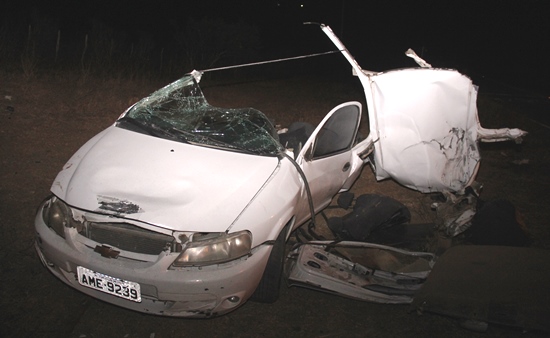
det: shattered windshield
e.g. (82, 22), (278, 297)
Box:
(117, 75), (282, 156)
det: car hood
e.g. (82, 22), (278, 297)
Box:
(51, 126), (280, 232)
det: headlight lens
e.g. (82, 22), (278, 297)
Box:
(172, 231), (252, 267)
(42, 197), (81, 238)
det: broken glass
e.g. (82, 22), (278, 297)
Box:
(117, 75), (283, 156)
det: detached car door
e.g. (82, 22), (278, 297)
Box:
(293, 101), (370, 225)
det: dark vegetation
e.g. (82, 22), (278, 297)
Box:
(1, 15), (267, 83)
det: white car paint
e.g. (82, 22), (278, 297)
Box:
(51, 125), (281, 236)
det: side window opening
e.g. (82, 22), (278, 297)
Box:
(313, 105), (360, 159)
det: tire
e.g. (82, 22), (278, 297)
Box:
(249, 226), (287, 303)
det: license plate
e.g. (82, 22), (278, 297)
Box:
(77, 266), (141, 302)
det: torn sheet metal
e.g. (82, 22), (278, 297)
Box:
(320, 24), (527, 194)
(365, 68), (483, 193)
(405, 49), (432, 68)
(286, 241), (435, 304)
(431, 186), (480, 237)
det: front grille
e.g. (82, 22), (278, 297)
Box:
(85, 222), (175, 255)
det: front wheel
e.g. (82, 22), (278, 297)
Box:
(249, 226), (287, 303)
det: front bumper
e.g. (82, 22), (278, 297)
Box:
(34, 203), (271, 317)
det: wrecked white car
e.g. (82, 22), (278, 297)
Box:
(34, 24), (525, 317)
(34, 72), (372, 317)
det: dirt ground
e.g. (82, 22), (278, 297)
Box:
(1, 69), (549, 338)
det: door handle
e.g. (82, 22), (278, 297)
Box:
(342, 162), (351, 172)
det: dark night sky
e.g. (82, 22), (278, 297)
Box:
(3, 0), (550, 93)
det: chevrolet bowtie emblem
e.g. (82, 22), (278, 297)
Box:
(94, 245), (120, 259)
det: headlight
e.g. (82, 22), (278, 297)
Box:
(42, 197), (81, 238)
(172, 231), (252, 267)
